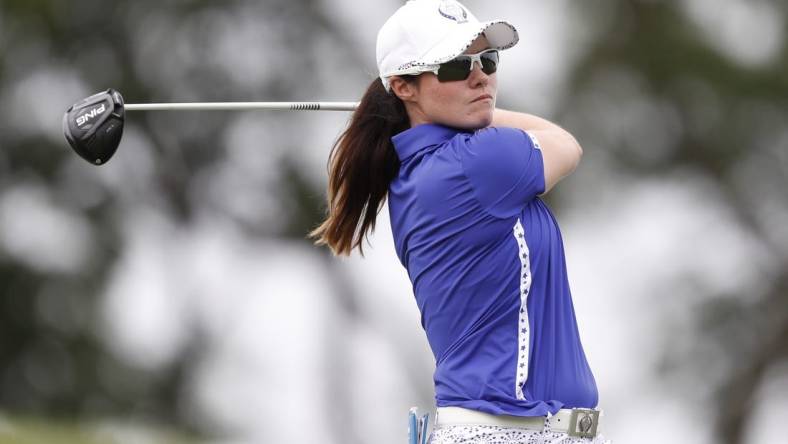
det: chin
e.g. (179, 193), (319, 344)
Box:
(466, 113), (493, 130)
(436, 110), (493, 131)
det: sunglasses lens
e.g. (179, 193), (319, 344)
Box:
(480, 52), (498, 75)
(437, 59), (472, 81)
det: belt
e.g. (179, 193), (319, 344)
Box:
(435, 406), (602, 438)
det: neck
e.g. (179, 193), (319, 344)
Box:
(405, 103), (431, 127)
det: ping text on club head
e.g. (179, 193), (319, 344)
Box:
(76, 103), (106, 128)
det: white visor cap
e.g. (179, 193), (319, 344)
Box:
(376, 0), (519, 91)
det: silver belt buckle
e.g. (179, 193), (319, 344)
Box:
(567, 408), (600, 438)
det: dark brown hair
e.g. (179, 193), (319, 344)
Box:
(309, 76), (416, 256)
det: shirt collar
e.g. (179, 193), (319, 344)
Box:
(392, 123), (468, 161)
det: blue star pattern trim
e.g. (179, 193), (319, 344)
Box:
(513, 219), (532, 400)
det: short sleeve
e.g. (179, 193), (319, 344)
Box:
(459, 127), (545, 218)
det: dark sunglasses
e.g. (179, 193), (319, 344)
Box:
(430, 49), (500, 82)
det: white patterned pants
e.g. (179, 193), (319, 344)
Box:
(428, 424), (611, 444)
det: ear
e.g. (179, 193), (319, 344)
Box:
(389, 76), (420, 103)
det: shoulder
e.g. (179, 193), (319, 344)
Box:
(455, 126), (546, 217)
(457, 126), (541, 171)
(464, 126), (534, 150)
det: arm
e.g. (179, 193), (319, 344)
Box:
(491, 108), (583, 194)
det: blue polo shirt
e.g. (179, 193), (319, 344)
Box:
(388, 123), (598, 417)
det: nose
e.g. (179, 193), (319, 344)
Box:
(467, 61), (489, 87)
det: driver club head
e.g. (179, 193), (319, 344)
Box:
(63, 89), (125, 165)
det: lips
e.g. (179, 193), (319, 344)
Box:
(471, 94), (493, 103)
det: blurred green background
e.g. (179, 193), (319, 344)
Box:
(0, 0), (786, 443)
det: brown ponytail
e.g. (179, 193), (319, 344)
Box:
(309, 76), (416, 256)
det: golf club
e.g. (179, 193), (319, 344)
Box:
(63, 89), (359, 165)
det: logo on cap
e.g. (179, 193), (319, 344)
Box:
(438, 0), (468, 23)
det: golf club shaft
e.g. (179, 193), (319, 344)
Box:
(124, 102), (359, 111)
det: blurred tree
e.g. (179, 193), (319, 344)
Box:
(0, 0), (219, 435)
(559, 1), (788, 443)
(0, 0), (374, 441)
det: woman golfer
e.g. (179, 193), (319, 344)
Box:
(312, 0), (608, 442)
